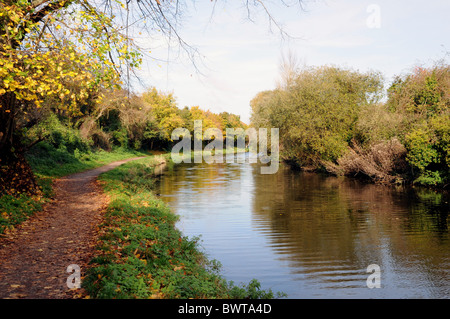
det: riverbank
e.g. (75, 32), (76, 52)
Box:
(0, 145), (281, 299)
(0, 145), (149, 235)
(82, 155), (282, 298)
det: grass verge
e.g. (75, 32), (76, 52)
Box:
(82, 155), (283, 299)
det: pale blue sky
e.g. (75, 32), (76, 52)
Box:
(137, 0), (450, 124)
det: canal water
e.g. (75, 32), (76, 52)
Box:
(156, 153), (449, 298)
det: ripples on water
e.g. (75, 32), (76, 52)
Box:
(156, 153), (450, 298)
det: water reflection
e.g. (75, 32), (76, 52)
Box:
(156, 153), (450, 298)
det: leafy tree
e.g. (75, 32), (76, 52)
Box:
(0, 0), (139, 194)
(387, 65), (449, 116)
(251, 65), (384, 167)
(250, 90), (281, 130)
(142, 87), (185, 142)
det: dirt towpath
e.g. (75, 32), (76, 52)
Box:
(0, 157), (145, 299)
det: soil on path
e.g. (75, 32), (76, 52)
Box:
(0, 157), (145, 299)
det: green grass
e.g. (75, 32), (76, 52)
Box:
(83, 156), (283, 299)
(0, 194), (44, 234)
(26, 142), (148, 178)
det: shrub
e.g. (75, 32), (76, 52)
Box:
(404, 125), (439, 172)
(355, 103), (410, 145)
(383, 62), (450, 186)
(79, 117), (112, 151)
(404, 115), (450, 186)
(111, 128), (129, 148)
(323, 138), (408, 183)
(27, 113), (90, 154)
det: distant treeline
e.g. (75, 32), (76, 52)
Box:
(250, 61), (449, 188)
(26, 87), (248, 154)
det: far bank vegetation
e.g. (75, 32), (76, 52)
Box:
(250, 56), (450, 188)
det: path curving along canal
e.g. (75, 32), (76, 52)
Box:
(0, 157), (145, 299)
(156, 153), (450, 298)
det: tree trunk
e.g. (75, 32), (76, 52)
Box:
(0, 92), (40, 196)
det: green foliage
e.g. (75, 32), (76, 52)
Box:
(26, 141), (83, 177)
(26, 141), (146, 178)
(250, 90), (282, 131)
(109, 128), (128, 149)
(404, 125), (439, 172)
(251, 65), (384, 167)
(384, 63), (450, 186)
(404, 115), (450, 186)
(431, 114), (450, 166)
(0, 0), (140, 156)
(413, 170), (444, 186)
(355, 103), (409, 145)
(30, 113), (90, 154)
(388, 65), (449, 117)
(413, 75), (441, 112)
(142, 88), (185, 141)
(226, 279), (286, 299)
(93, 87), (247, 152)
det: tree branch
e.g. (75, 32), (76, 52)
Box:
(29, 0), (73, 25)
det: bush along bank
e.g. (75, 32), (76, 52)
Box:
(83, 156), (283, 299)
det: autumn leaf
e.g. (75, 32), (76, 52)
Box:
(10, 284), (22, 289)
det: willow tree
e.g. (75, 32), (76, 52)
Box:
(250, 65), (384, 167)
(0, 0), (304, 195)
